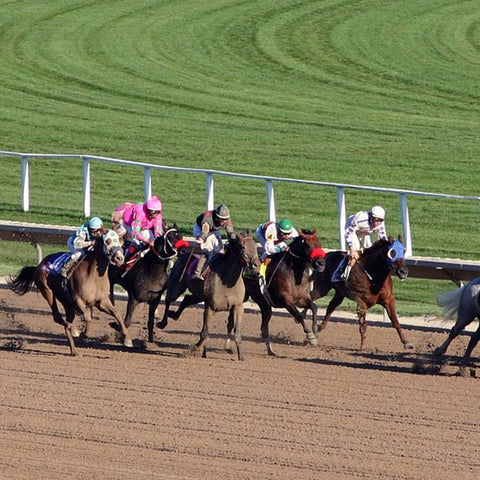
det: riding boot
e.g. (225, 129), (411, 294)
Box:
(192, 254), (207, 280)
(59, 252), (81, 279)
(331, 257), (348, 283)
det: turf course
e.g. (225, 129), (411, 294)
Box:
(1, 0), (480, 315)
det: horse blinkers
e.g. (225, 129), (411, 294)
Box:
(387, 243), (408, 280)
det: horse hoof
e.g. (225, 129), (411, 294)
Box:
(156, 321), (167, 330)
(306, 333), (318, 346)
(71, 327), (81, 338)
(124, 339), (134, 348)
(404, 343), (415, 350)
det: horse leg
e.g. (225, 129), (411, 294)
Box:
(224, 309), (235, 353)
(285, 304), (317, 346)
(96, 298), (134, 349)
(259, 304), (276, 356)
(459, 319), (480, 367)
(357, 304), (368, 350)
(191, 306), (213, 358)
(64, 306), (78, 356)
(434, 312), (475, 357)
(37, 282), (78, 354)
(124, 295), (139, 328)
(231, 304), (245, 361)
(308, 300), (318, 335)
(383, 298), (414, 350)
(169, 294), (200, 320)
(321, 290), (345, 331)
(147, 296), (162, 343)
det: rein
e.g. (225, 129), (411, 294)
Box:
(151, 228), (181, 261)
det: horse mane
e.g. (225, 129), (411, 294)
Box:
(361, 237), (391, 257)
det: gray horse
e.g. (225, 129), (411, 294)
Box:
(435, 277), (480, 366)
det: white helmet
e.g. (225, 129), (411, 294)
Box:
(370, 206), (385, 220)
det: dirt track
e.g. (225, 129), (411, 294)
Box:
(1, 286), (480, 480)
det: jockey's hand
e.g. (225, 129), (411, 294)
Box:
(349, 247), (359, 260)
(195, 238), (204, 245)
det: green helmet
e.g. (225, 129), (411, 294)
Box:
(278, 218), (293, 234)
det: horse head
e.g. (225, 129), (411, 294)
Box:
(102, 230), (125, 267)
(386, 235), (409, 280)
(229, 230), (260, 277)
(153, 225), (190, 260)
(292, 229), (327, 272)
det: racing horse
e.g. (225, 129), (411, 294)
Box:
(7, 230), (133, 356)
(434, 277), (480, 367)
(108, 226), (189, 342)
(158, 231), (260, 360)
(239, 229), (326, 356)
(310, 236), (413, 350)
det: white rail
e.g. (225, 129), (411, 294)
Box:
(2, 150), (480, 257)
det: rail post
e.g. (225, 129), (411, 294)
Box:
(399, 194), (412, 257)
(82, 157), (91, 218)
(206, 173), (215, 210)
(143, 167), (152, 201)
(266, 179), (276, 222)
(336, 187), (347, 250)
(20, 155), (30, 212)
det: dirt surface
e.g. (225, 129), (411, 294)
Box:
(1, 285), (480, 480)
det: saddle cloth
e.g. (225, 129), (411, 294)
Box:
(44, 252), (71, 275)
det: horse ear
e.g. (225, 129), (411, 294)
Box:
(312, 228), (317, 234)
(398, 234), (403, 243)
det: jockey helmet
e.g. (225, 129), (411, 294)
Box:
(370, 206), (385, 220)
(88, 217), (103, 230)
(278, 218), (293, 234)
(146, 196), (162, 212)
(215, 204), (230, 220)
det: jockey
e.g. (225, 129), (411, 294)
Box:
(192, 204), (235, 280)
(122, 196), (164, 252)
(60, 216), (107, 277)
(256, 218), (299, 261)
(332, 205), (387, 283)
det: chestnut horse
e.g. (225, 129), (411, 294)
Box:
(7, 231), (133, 356)
(239, 229), (326, 356)
(157, 231), (260, 360)
(310, 236), (413, 350)
(109, 226), (189, 342)
(434, 277), (480, 367)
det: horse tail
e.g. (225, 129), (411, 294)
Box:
(436, 286), (464, 319)
(7, 266), (37, 295)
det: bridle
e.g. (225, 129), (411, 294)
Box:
(151, 228), (186, 261)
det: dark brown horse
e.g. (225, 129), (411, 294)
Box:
(108, 226), (189, 342)
(239, 229), (326, 356)
(310, 236), (413, 350)
(157, 231), (260, 360)
(7, 230), (133, 356)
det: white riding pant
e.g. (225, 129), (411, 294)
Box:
(192, 224), (224, 255)
(124, 224), (155, 245)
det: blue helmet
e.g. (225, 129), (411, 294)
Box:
(88, 217), (103, 230)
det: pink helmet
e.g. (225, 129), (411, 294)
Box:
(146, 196), (162, 212)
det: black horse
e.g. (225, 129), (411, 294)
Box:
(239, 229), (326, 356)
(109, 226), (189, 342)
(310, 236), (413, 350)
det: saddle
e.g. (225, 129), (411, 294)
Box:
(122, 244), (150, 276)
